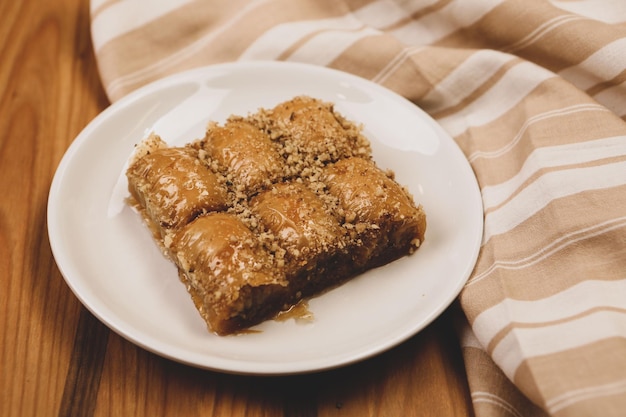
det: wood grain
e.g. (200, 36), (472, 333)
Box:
(0, 1), (474, 416)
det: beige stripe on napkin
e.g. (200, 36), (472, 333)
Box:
(91, 0), (626, 416)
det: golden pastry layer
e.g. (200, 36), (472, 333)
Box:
(126, 96), (426, 335)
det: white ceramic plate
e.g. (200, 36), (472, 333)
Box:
(48, 61), (483, 375)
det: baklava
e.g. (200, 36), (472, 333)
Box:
(126, 96), (426, 335)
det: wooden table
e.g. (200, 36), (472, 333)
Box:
(0, 1), (474, 415)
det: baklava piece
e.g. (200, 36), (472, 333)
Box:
(126, 96), (426, 335)
(198, 119), (284, 195)
(251, 182), (352, 298)
(254, 95), (372, 177)
(171, 213), (288, 335)
(126, 134), (228, 238)
(323, 157), (427, 269)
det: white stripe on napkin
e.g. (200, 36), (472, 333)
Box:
(482, 161), (626, 243)
(493, 309), (626, 379)
(91, 0), (195, 52)
(481, 135), (626, 210)
(438, 61), (555, 138)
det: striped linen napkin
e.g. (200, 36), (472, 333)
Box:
(90, 1), (626, 415)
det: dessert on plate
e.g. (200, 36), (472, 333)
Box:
(126, 96), (426, 335)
